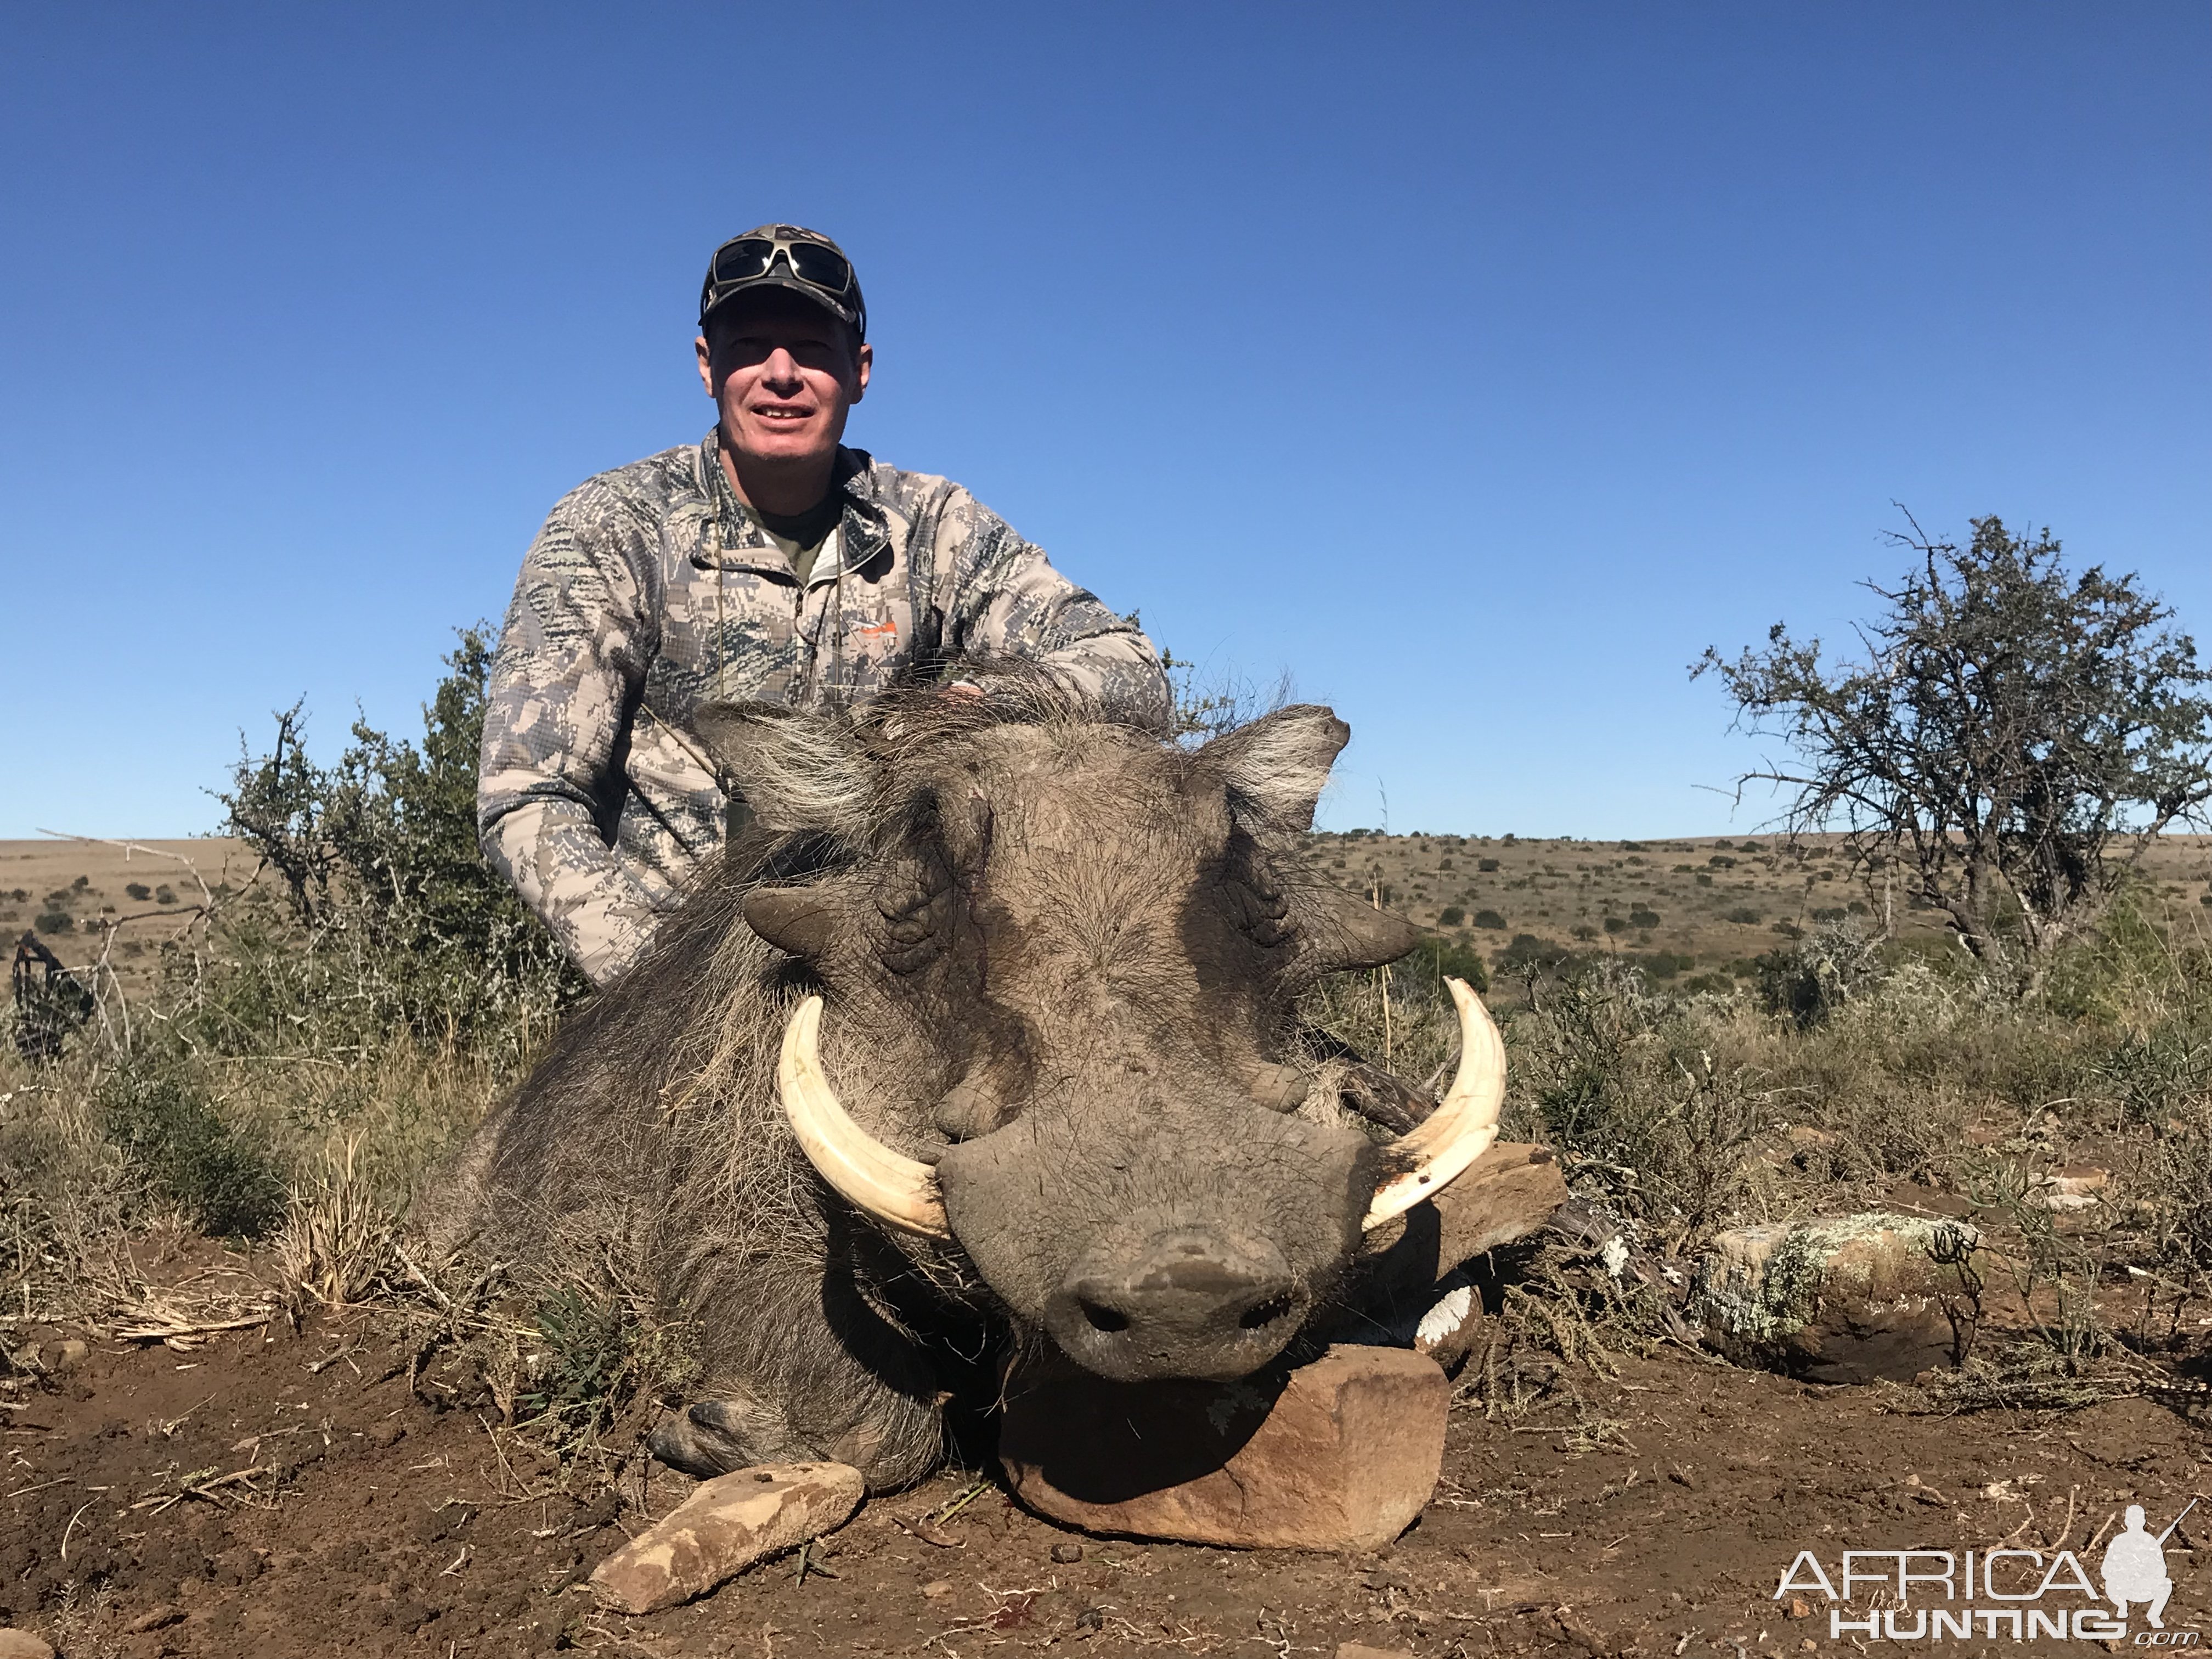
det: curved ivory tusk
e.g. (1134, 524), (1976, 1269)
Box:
(1362, 977), (1506, 1232)
(777, 996), (950, 1238)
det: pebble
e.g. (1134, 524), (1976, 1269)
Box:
(921, 1580), (953, 1599)
(0, 1630), (56, 1659)
(1051, 1541), (1082, 1564)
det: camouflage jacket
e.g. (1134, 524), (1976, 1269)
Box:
(479, 433), (1169, 986)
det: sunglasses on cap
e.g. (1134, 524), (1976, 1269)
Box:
(702, 228), (867, 340)
(711, 234), (855, 297)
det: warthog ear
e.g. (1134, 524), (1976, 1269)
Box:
(691, 703), (878, 835)
(1199, 704), (1350, 834)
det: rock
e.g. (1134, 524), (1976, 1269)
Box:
(0, 1632), (57, 1659)
(1370, 1142), (1568, 1273)
(2027, 1166), (2109, 1211)
(1689, 1212), (1979, 1384)
(1347, 1143), (1565, 1364)
(1000, 1345), (1448, 1551)
(588, 1462), (864, 1615)
(921, 1580), (952, 1599)
(1338, 1646), (1416, 1659)
(1050, 1541), (1082, 1563)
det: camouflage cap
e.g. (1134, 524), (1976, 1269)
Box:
(699, 224), (867, 340)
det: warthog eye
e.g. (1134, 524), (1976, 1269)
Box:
(875, 852), (955, 974)
(1224, 839), (1293, 949)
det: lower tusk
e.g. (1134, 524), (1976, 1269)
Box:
(777, 996), (950, 1238)
(1362, 977), (1505, 1232)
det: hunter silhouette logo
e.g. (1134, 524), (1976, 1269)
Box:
(1775, 1497), (2203, 1645)
(2106, 1501), (2193, 1630)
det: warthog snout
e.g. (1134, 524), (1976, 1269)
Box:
(1048, 1226), (1307, 1383)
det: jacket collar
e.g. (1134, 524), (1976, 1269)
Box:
(692, 433), (890, 580)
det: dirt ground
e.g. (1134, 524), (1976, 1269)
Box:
(7, 1279), (2210, 1659)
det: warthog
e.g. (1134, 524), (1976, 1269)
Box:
(426, 666), (1500, 1489)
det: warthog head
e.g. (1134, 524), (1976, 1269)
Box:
(696, 672), (1501, 1384)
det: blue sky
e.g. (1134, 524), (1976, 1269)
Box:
(3, 3), (2205, 838)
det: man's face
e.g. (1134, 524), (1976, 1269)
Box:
(695, 290), (871, 470)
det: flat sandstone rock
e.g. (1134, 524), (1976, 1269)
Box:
(590, 1461), (864, 1614)
(1000, 1345), (1448, 1551)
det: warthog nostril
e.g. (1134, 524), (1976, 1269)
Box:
(1079, 1298), (1132, 1334)
(1238, 1292), (1295, 1330)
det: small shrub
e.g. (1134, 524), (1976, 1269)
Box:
(1478, 857), (1501, 873)
(1628, 907), (1661, 929)
(154, 884), (176, 905)
(1496, 933), (1575, 973)
(1604, 917), (1628, 934)
(1756, 922), (1885, 1027)
(1472, 909), (1508, 930)
(1696, 873), (1714, 887)
(1438, 905), (1465, 927)
(1726, 907), (1762, 924)
(33, 912), (73, 935)
(125, 882), (152, 901)
(1407, 936), (1490, 994)
(101, 1067), (287, 1238)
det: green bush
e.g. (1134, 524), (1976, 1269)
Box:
(33, 912), (72, 935)
(1472, 909), (1507, 930)
(101, 1067), (287, 1238)
(1604, 916), (1628, 934)
(1477, 857), (1500, 872)
(1437, 905), (1465, 927)
(1496, 933), (1576, 973)
(1628, 907), (1661, 929)
(125, 882), (152, 901)
(212, 628), (586, 1061)
(1726, 907), (1762, 924)
(1407, 935), (1490, 994)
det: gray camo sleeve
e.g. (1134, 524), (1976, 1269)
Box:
(938, 488), (1171, 728)
(477, 485), (663, 987)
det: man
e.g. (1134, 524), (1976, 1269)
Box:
(479, 225), (1170, 986)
